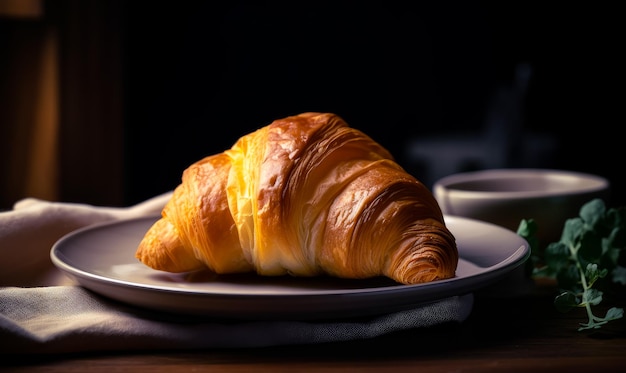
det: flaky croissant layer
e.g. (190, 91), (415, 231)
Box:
(136, 112), (458, 284)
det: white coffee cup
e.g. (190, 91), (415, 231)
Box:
(433, 168), (610, 246)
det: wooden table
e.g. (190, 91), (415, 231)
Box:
(3, 280), (626, 372)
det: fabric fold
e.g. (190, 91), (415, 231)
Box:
(0, 286), (474, 354)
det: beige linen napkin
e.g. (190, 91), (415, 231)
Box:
(0, 192), (173, 286)
(0, 194), (473, 354)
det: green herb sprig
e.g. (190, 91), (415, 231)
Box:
(517, 198), (626, 331)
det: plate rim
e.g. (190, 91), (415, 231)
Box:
(50, 215), (530, 319)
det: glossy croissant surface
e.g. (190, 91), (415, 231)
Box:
(136, 112), (458, 284)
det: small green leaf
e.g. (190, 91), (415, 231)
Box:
(545, 242), (571, 272)
(605, 208), (626, 238)
(578, 230), (603, 263)
(517, 219), (541, 277)
(554, 291), (579, 313)
(561, 218), (585, 247)
(600, 241), (621, 269)
(612, 266), (626, 285)
(606, 226), (626, 249)
(556, 265), (582, 293)
(582, 288), (603, 306)
(605, 307), (624, 321)
(517, 218), (537, 237)
(580, 198), (606, 228)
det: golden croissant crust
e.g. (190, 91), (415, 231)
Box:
(136, 112), (458, 284)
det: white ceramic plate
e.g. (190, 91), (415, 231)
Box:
(51, 215), (529, 320)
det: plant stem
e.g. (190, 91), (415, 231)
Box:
(576, 259), (596, 324)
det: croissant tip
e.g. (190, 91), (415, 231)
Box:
(135, 219), (205, 273)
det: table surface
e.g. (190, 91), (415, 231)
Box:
(3, 279), (626, 372)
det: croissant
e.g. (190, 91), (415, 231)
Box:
(136, 112), (458, 284)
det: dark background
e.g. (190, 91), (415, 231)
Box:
(121, 1), (624, 206)
(1, 1), (622, 208)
